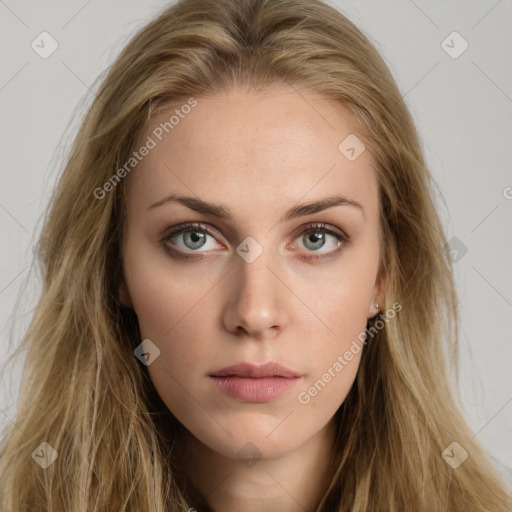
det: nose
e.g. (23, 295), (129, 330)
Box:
(222, 245), (290, 340)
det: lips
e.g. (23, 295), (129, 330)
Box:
(209, 362), (303, 403)
(209, 362), (302, 379)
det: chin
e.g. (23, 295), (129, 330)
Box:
(186, 421), (301, 462)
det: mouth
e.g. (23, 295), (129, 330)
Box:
(208, 362), (304, 402)
(209, 361), (302, 378)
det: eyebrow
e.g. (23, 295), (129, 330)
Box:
(147, 193), (364, 222)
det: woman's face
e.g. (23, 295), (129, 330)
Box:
(119, 85), (385, 461)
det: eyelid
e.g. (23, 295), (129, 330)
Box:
(162, 222), (221, 243)
(294, 222), (348, 240)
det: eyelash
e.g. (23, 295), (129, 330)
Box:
(161, 222), (348, 260)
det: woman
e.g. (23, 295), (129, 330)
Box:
(0, 0), (510, 510)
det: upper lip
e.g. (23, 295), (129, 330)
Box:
(209, 362), (302, 378)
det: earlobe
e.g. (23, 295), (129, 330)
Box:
(368, 300), (380, 319)
(374, 282), (387, 313)
(369, 267), (388, 318)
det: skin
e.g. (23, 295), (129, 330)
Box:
(118, 84), (387, 512)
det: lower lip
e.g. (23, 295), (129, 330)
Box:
(209, 375), (302, 402)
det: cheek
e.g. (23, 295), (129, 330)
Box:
(296, 350), (361, 415)
(304, 252), (377, 341)
(294, 288), (366, 414)
(295, 247), (377, 403)
(125, 241), (212, 338)
(122, 250), (216, 402)
(137, 288), (214, 418)
(133, 281), (213, 377)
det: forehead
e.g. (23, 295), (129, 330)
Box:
(124, 86), (379, 220)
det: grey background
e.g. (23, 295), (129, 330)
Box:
(1, 0), (511, 487)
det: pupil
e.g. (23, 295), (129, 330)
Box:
(306, 232), (324, 250)
(185, 231), (206, 249)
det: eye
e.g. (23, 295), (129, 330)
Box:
(161, 222), (348, 259)
(162, 222), (221, 255)
(292, 222), (347, 259)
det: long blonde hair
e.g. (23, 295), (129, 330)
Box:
(1, 0), (510, 510)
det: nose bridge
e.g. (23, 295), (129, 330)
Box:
(237, 241), (275, 294)
(225, 236), (287, 335)
(236, 236), (278, 304)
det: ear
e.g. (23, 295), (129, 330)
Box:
(118, 277), (133, 309)
(368, 265), (388, 318)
